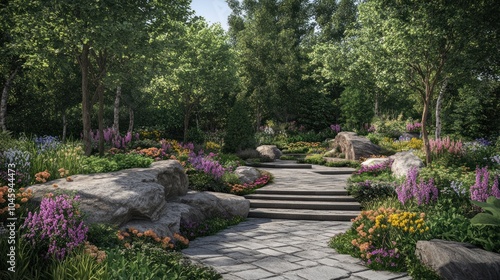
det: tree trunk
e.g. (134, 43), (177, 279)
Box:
(62, 112), (67, 142)
(113, 85), (121, 134)
(97, 82), (105, 156)
(0, 67), (19, 131)
(183, 106), (192, 143)
(435, 79), (447, 140)
(422, 81), (433, 165)
(128, 107), (134, 133)
(80, 44), (92, 156)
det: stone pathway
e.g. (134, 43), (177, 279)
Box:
(182, 164), (412, 280)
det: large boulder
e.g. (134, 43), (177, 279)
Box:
(390, 151), (424, 178)
(27, 161), (249, 238)
(416, 239), (500, 280)
(27, 160), (188, 226)
(256, 145), (282, 161)
(123, 192), (250, 237)
(329, 132), (382, 160)
(234, 166), (261, 183)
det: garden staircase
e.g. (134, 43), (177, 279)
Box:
(244, 164), (361, 221)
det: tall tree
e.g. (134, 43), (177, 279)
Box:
(228, 0), (314, 127)
(153, 20), (237, 142)
(12, 0), (191, 155)
(340, 0), (499, 164)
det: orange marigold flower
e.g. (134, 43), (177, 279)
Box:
(53, 184), (58, 188)
(137, 233), (143, 237)
(20, 198), (28, 203)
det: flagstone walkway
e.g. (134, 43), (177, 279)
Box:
(182, 165), (412, 280)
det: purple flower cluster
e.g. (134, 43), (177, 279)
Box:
(356, 159), (393, 175)
(34, 135), (60, 152)
(89, 128), (136, 149)
(188, 151), (226, 180)
(475, 138), (492, 146)
(366, 247), (401, 268)
(406, 122), (422, 132)
(23, 194), (88, 260)
(396, 167), (438, 205)
(470, 166), (500, 202)
(330, 124), (341, 133)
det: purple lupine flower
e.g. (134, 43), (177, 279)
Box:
(470, 167), (490, 202)
(492, 176), (500, 198)
(188, 151), (226, 180)
(396, 167), (438, 205)
(356, 159), (393, 175)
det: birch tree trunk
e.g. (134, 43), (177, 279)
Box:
(62, 112), (67, 142)
(128, 107), (134, 133)
(113, 85), (121, 133)
(435, 79), (448, 140)
(0, 67), (19, 131)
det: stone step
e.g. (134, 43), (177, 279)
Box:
(313, 170), (355, 175)
(248, 208), (360, 221)
(248, 200), (361, 211)
(244, 193), (357, 202)
(254, 189), (349, 196)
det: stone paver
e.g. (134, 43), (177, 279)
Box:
(182, 165), (411, 279)
(183, 218), (410, 280)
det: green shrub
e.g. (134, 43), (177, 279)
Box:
(129, 139), (161, 149)
(0, 130), (16, 151)
(188, 171), (230, 193)
(329, 229), (358, 254)
(223, 101), (255, 153)
(221, 173), (241, 185)
(87, 224), (122, 250)
(111, 154), (153, 170)
(81, 156), (120, 173)
(347, 181), (397, 203)
(216, 153), (244, 169)
(50, 249), (107, 280)
(325, 160), (361, 168)
(181, 215), (245, 241)
(303, 154), (326, 165)
(280, 155), (297, 160)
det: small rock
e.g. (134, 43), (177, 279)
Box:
(415, 239), (500, 280)
(257, 145), (283, 161)
(234, 166), (261, 183)
(389, 151), (424, 178)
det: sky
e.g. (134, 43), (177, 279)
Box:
(190, 0), (232, 31)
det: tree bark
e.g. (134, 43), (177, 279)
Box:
(128, 107), (134, 133)
(79, 44), (92, 156)
(96, 51), (107, 157)
(0, 66), (19, 131)
(183, 106), (192, 143)
(62, 112), (67, 142)
(435, 78), (447, 140)
(113, 85), (121, 134)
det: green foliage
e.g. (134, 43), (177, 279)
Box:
(181, 215), (245, 241)
(471, 196), (500, 226)
(105, 243), (221, 280)
(130, 139), (162, 149)
(329, 229), (358, 254)
(419, 164), (474, 191)
(0, 130), (16, 151)
(221, 172), (241, 185)
(325, 160), (361, 168)
(50, 249), (107, 280)
(346, 181), (396, 204)
(87, 224), (122, 250)
(371, 115), (406, 138)
(223, 101), (255, 153)
(340, 87), (375, 131)
(81, 154), (152, 174)
(302, 154), (326, 165)
(187, 171), (230, 193)
(215, 153), (244, 170)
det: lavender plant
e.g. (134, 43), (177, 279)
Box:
(355, 159), (394, 176)
(188, 151), (226, 180)
(23, 194), (88, 260)
(396, 167), (438, 206)
(470, 167), (500, 202)
(34, 136), (61, 153)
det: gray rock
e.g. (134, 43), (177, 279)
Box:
(361, 158), (390, 167)
(235, 166), (261, 183)
(389, 151), (424, 178)
(416, 239), (500, 280)
(27, 160), (188, 226)
(329, 132), (382, 160)
(257, 145), (283, 161)
(175, 191), (250, 221)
